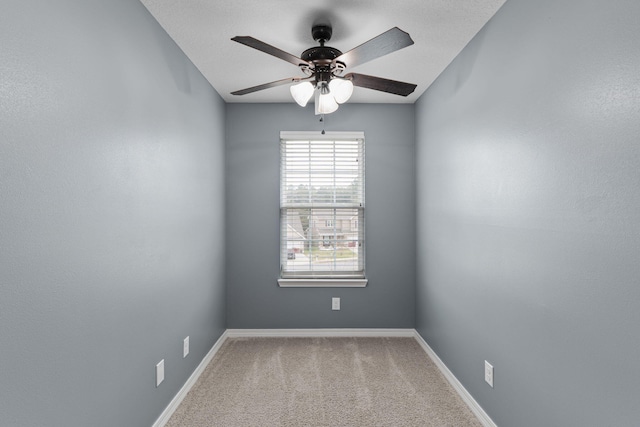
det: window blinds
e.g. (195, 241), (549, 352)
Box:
(280, 132), (365, 279)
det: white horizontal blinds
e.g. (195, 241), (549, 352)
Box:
(280, 132), (365, 279)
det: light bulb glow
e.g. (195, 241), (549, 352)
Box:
(290, 81), (314, 107)
(329, 79), (354, 104)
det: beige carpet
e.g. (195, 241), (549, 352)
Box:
(166, 337), (482, 427)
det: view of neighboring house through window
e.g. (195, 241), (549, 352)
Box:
(280, 131), (365, 281)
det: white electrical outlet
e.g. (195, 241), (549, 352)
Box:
(156, 359), (165, 387)
(332, 297), (340, 311)
(484, 360), (494, 388)
(183, 336), (189, 358)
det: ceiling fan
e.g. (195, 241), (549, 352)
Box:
(231, 24), (417, 114)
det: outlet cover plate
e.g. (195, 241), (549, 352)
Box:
(183, 336), (190, 358)
(484, 360), (494, 387)
(156, 359), (165, 387)
(332, 297), (340, 310)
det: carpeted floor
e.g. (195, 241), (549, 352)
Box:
(166, 337), (482, 427)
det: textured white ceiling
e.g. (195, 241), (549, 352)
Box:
(140, 0), (506, 104)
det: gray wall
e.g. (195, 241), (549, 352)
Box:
(226, 103), (415, 328)
(0, 1), (226, 426)
(415, 0), (640, 426)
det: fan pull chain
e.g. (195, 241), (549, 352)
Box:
(319, 114), (326, 134)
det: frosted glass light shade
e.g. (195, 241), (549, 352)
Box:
(290, 81), (314, 107)
(315, 91), (339, 115)
(329, 79), (354, 104)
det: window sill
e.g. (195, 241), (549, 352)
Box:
(278, 278), (368, 288)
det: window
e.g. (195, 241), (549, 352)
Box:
(279, 131), (366, 287)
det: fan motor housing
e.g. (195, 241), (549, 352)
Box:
(301, 46), (342, 62)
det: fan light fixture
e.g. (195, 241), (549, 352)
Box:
(315, 87), (339, 115)
(290, 81), (314, 107)
(290, 78), (353, 114)
(329, 78), (354, 104)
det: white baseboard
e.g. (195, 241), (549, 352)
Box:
(151, 330), (229, 427)
(226, 328), (416, 338)
(413, 331), (497, 427)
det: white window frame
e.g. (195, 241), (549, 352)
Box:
(278, 131), (367, 288)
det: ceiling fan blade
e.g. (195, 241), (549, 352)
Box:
(334, 27), (414, 69)
(231, 36), (310, 68)
(345, 73), (417, 97)
(231, 77), (306, 96)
